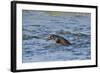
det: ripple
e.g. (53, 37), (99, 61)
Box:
(22, 10), (91, 63)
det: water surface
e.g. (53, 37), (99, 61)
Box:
(22, 10), (91, 63)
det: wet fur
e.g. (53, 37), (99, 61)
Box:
(48, 34), (71, 45)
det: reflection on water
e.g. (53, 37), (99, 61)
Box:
(22, 10), (91, 63)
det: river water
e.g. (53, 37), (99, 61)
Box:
(22, 10), (91, 63)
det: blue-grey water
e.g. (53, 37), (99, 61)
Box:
(22, 10), (91, 63)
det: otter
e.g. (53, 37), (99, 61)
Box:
(47, 34), (71, 45)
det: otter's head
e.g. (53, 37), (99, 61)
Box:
(47, 34), (58, 41)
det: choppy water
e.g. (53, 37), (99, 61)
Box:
(22, 10), (91, 63)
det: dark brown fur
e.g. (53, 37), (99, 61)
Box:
(48, 34), (71, 45)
